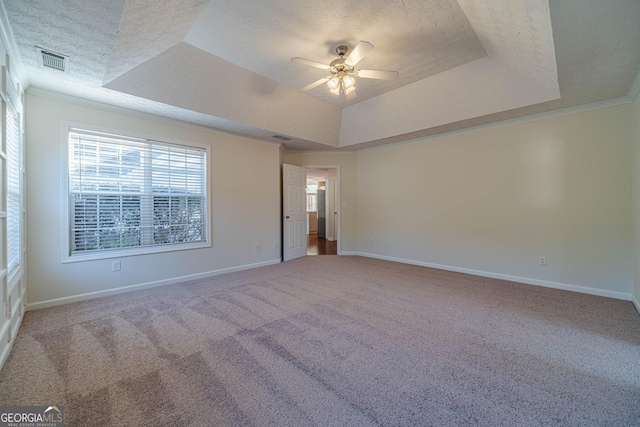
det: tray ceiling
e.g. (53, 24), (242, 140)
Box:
(2, 0), (640, 151)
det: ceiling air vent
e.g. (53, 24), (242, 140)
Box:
(35, 47), (69, 73)
(272, 134), (291, 141)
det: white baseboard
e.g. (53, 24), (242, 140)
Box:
(26, 259), (281, 311)
(23, 253), (640, 314)
(352, 251), (633, 301)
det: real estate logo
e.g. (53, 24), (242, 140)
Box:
(0, 405), (64, 427)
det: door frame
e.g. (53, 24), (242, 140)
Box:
(303, 165), (341, 255)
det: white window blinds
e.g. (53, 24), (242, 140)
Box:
(68, 128), (207, 255)
(6, 105), (21, 272)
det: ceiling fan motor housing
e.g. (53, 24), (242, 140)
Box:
(329, 60), (354, 76)
(335, 45), (349, 56)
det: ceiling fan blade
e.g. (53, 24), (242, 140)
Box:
(345, 41), (374, 66)
(345, 89), (357, 101)
(357, 69), (399, 80)
(291, 57), (330, 70)
(300, 77), (329, 92)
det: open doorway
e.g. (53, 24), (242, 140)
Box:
(305, 167), (339, 255)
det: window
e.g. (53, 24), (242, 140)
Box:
(306, 193), (317, 212)
(6, 99), (21, 273)
(66, 127), (208, 260)
(306, 182), (318, 212)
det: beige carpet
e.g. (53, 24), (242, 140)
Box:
(1, 256), (639, 426)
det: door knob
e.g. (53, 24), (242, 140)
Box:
(285, 216), (290, 219)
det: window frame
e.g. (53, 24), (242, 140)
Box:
(60, 121), (211, 263)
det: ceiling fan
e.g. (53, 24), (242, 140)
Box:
(291, 41), (399, 100)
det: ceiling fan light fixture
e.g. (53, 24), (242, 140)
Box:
(293, 41), (398, 100)
(327, 77), (340, 90)
(343, 75), (355, 89)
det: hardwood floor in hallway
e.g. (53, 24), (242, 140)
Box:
(307, 232), (337, 255)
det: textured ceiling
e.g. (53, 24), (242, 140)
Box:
(344, 0), (640, 150)
(103, 0), (209, 85)
(2, 0), (124, 99)
(184, 0), (487, 107)
(2, 0), (640, 151)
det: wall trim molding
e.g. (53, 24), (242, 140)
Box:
(27, 80), (638, 159)
(357, 96), (633, 155)
(26, 87), (280, 148)
(340, 251), (360, 256)
(285, 149), (357, 155)
(633, 294), (640, 315)
(348, 251), (633, 302)
(26, 259), (281, 311)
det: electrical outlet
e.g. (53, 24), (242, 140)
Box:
(370, 238), (375, 245)
(112, 260), (121, 272)
(272, 242), (278, 250)
(255, 244), (262, 252)
(538, 256), (547, 266)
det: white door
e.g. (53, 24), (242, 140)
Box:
(283, 164), (307, 261)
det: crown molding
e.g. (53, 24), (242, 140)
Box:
(28, 85), (635, 157)
(26, 86), (281, 148)
(284, 149), (356, 155)
(357, 96), (633, 154)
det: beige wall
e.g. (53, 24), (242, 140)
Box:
(23, 91), (638, 307)
(25, 93), (281, 307)
(633, 91), (640, 308)
(356, 105), (633, 297)
(284, 152), (357, 252)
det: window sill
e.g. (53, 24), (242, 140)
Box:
(62, 241), (211, 263)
